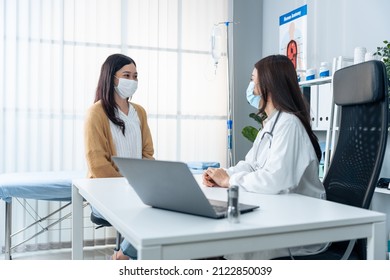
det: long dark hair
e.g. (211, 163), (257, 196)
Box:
(95, 53), (136, 135)
(255, 55), (322, 162)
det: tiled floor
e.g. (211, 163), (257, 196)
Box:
(1, 245), (115, 260)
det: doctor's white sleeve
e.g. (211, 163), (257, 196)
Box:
(226, 144), (257, 174)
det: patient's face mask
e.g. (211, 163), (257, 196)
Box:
(246, 81), (261, 109)
(115, 78), (138, 99)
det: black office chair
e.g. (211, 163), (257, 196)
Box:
(90, 212), (122, 252)
(278, 60), (389, 260)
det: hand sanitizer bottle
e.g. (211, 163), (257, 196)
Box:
(227, 185), (240, 223)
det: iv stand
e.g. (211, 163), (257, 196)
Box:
(226, 21), (234, 168)
(225, 21), (235, 168)
(212, 21), (235, 168)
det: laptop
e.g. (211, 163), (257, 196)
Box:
(112, 157), (259, 219)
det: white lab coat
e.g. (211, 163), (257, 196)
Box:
(226, 110), (328, 259)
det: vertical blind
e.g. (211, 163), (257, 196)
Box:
(0, 0), (228, 252)
(0, 0), (229, 174)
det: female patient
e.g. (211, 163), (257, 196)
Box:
(84, 53), (154, 260)
(203, 54), (327, 259)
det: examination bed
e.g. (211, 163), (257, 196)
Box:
(0, 171), (85, 260)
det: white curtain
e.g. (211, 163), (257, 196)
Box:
(0, 0), (229, 173)
(0, 0), (228, 252)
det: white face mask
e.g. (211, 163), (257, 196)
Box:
(246, 81), (261, 109)
(115, 77), (138, 99)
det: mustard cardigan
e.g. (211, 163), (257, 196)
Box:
(84, 100), (154, 178)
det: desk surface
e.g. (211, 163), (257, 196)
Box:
(72, 177), (386, 259)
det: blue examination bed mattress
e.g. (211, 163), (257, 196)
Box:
(0, 171), (85, 202)
(0, 170), (86, 259)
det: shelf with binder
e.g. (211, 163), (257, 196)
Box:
(299, 76), (332, 88)
(299, 76), (333, 178)
(302, 80), (333, 131)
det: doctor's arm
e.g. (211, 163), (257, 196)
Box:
(203, 144), (257, 188)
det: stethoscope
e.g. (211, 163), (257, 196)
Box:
(252, 111), (281, 169)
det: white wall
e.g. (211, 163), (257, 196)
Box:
(262, 0), (390, 69)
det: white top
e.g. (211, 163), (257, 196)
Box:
(110, 104), (142, 158)
(228, 110), (325, 199)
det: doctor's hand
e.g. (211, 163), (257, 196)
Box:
(202, 171), (217, 187)
(203, 168), (230, 188)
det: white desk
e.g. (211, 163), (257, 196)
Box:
(72, 177), (387, 260)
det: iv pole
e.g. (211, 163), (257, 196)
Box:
(225, 21), (234, 168)
(213, 21), (235, 168)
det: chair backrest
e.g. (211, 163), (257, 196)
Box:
(323, 60), (388, 209)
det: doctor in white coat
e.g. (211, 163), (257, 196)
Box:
(203, 54), (327, 259)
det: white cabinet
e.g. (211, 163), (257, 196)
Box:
(372, 189), (390, 256)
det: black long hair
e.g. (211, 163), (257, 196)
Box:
(95, 54), (136, 135)
(255, 55), (322, 162)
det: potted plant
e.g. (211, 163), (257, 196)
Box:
(374, 40), (390, 88)
(241, 112), (267, 143)
(374, 40), (390, 121)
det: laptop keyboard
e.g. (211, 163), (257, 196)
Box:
(212, 205), (227, 213)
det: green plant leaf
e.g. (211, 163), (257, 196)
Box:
(376, 40), (390, 100)
(249, 113), (263, 124)
(242, 126), (260, 143)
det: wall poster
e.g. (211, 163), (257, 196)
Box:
(279, 5), (307, 73)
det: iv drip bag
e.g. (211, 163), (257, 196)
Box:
(211, 25), (222, 65)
